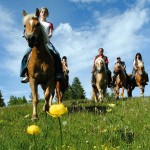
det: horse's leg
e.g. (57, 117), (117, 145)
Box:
(29, 79), (38, 120)
(92, 88), (98, 102)
(96, 83), (102, 102)
(121, 87), (125, 98)
(56, 81), (61, 104)
(115, 86), (119, 99)
(48, 80), (55, 107)
(127, 85), (132, 97)
(41, 84), (50, 112)
(98, 89), (103, 102)
(59, 91), (63, 104)
(139, 85), (144, 97)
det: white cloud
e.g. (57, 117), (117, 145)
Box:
(0, 5), (26, 76)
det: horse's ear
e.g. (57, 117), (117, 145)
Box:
(35, 8), (40, 18)
(22, 10), (27, 16)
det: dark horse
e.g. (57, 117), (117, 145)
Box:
(128, 60), (148, 97)
(56, 62), (69, 103)
(113, 63), (127, 99)
(23, 9), (56, 120)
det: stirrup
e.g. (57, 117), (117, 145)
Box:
(21, 76), (29, 83)
(92, 83), (96, 88)
(56, 74), (62, 81)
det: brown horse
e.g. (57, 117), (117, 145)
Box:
(113, 63), (127, 99)
(128, 60), (147, 97)
(92, 57), (108, 102)
(23, 9), (56, 120)
(56, 61), (69, 103)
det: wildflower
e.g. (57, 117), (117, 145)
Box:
(0, 120), (4, 124)
(62, 121), (67, 126)
(48, 103), (68, 117)
(100, 129), (107, 133)
(108, 103), (116, 108)
(106, 108), (112, 112)
(27, 125), (40, 135)
(113, 127), (117, 131)
(120, 93), (125, 98)
(24, 114), (30, 118)
(93, 146), (97, 149)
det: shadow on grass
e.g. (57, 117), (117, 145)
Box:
(68, 100), (107, 115)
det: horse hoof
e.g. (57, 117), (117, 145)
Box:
(43, 105), (49, 112)
(100, 100), (104, 103)
(115, 97), (119, 100)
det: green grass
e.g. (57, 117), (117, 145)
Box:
(0, 97), (150, 150)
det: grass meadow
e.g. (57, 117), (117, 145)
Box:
(0, 97), (150, 150)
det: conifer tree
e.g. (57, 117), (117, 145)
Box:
(71, 77), (86, 100)
(0, 90), (5, 107)
(8, 95), (27, 106)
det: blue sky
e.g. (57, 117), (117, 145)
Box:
(0, 0), (150, 104)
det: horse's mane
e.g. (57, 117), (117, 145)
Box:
(95, 57), (106, 71)
(23, 13), (35, 25)
(23, 14), (49, 44)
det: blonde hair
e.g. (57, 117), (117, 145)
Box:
(40, 7), (49, 16)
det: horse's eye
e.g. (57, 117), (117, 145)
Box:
(24, 25), (26, 28)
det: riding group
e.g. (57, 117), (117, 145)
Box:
(20, 7), (149, 119)
(91, 48), (149, 102)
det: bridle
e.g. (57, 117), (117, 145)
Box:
(23, 17), (42, 48)
(95, 58), (106, 73)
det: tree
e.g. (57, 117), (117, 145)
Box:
(29, 93), (44, 103)
(62, 86), (74, 101)
(71, 77), (86, 100)
(0, 90), (5, 107)
(8, 96), (27, 106)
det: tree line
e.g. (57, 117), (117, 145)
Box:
(0, 77), (86, 107)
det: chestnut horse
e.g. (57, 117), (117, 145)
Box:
(56, 62), (69, 103)
(113, 63), (127, 99)
(128, 60), (147, 97)
(23, 9), (56, 120)
(92, 57), (108, 102)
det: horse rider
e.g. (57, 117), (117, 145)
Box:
(132, 53), (149, 85)
(61, 56), (69, 83)
(20, 7), (63, 83)
(111, 57), (128, 86)
(91, 48), (112, 88)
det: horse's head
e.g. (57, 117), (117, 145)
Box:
(137, 60), (144, 75)
(94, 57), (106, 73)
(114, 63), (123, 74)
(22, 9), (42, 48)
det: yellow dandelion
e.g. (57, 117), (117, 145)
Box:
(113, 127), (117, 131)
(27, 125), (40, 135)
(100, 129), (107, 133)
(0, 120), (4, 123)
(108, 103), (116, 108)
(48, 103), (68, 117)
(106, 108), (112, 112)
(24, 114), (30, 118)
(104, 147), (108, 150)
(120, 93), (125, 98)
